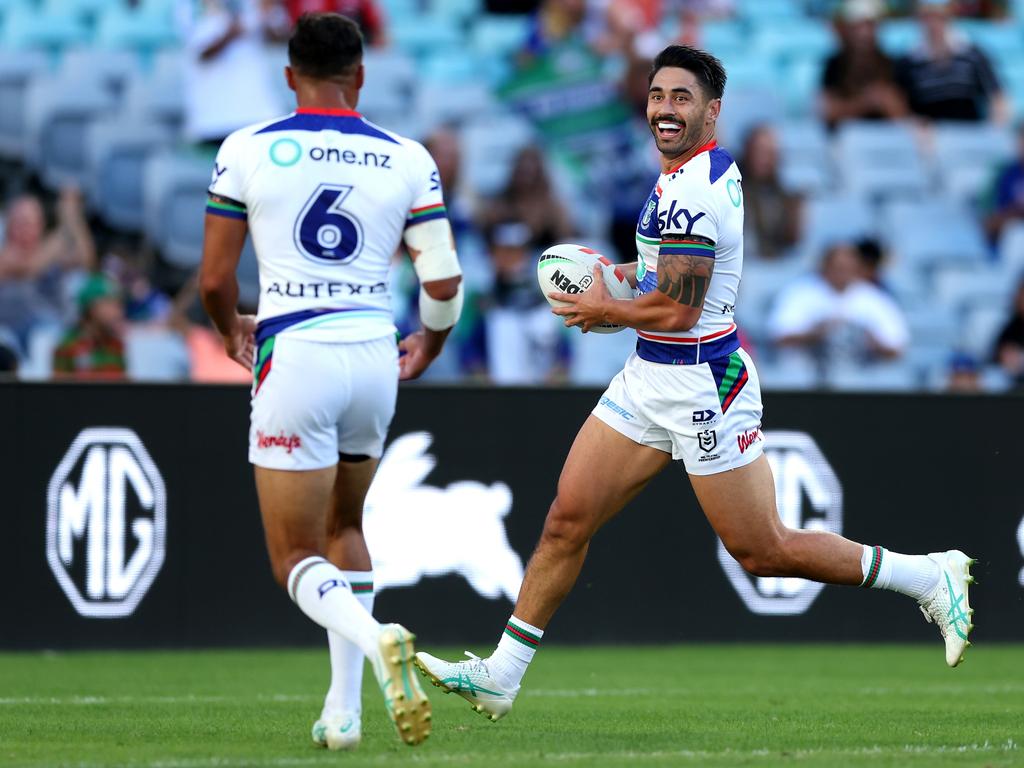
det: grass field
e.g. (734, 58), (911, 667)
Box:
(1, 645), (1021, 767)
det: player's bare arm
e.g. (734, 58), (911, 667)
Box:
(550, 236), (714, 333)
(199, 201), (255, 370)
(399, 217), (464, 380)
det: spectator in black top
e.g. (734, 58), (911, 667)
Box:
(993, 276), (1024, 386)
(820, 0), (908, 130)
(895, 0), (1008, 123)
(983, 122), (1024, 242)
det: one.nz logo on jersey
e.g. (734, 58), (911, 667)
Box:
(46, 428), (167, 619)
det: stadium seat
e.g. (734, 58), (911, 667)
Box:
(23, 71), (117, 189)
(0, 7), (91, 54)
(142, 150), (212, 268)
(801, 193), (877, 261)
(58, 47), (140, 96)
(85, 118), (174, 231)
(835, 121), (930, 200)
(752, 20), (836, 67)
(42, 0), (109, 27)
(756, 353), (818, 391)
(881, 198), (989, 271)
(998, 221), (1024, 278)
(878, 18), (922, 56)
(717, 86), (785, 152)
(469, 14), (530, 59)
(94, 6), (179, 61)
(125, 327), (191, 382)
(737, 0), (805, 22)
(421, 49), (485, 85)
(905, 305), (959, 349)
(781, 55), (825, 117)
(701, 20), (747, 61)
(0, 48), (49, 159)
(357, 48), (415, 127)
(931, 122), (1015, 202)
(430, 0), (481, 23)
(955, 19), (1024, 63)
(962, 305), (1009, 358)
(416, 81), (496, 133)
(121, 55), (185, 135)
(824, 361), (918, 392)
(932, 264), (1012, 314)
(459, 113), (535, 197)
(391, 14), (462, 59)
(777, 119), (834, 194)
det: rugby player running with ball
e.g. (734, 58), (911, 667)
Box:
(415, 45), (975, 721)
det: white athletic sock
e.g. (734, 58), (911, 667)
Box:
(323, 570), (375, 715)
(487, 615), (543, 690)
(860, 545), (940, 600)
(288, 556), (381, 660)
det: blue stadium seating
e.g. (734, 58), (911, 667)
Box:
(0, 47), (48, 158)
(23, 69), (117, 188)
(836, 120), (930, 199)
(85, 118), (173, 231)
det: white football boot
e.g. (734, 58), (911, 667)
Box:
(311, 711), (360, 751)
(369, 624), (432, 745)
(917, 550), (976, 667)
(414, 651), (518, 722)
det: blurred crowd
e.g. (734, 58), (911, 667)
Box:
(2, 0), (1024, 392)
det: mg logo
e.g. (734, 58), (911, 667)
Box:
(46, 428), (166, 618)
(718, 431), (842, 616)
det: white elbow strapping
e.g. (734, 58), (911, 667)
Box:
(407, 219), (462, 282)
(419, 283), (464, 331)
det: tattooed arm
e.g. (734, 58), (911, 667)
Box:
(549, 235), (714, 333)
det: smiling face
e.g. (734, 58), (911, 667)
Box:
(647, 66), (720, 169)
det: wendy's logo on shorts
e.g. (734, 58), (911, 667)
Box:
(256, 430), (302, 454)
(698, 429), (717, 453)
(737, 427), (762, 454)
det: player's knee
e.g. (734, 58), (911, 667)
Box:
(272, 548), (323, 590)
(540, 496), (592, 551)
(727, 538), (788, 577)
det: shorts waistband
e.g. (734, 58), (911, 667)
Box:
(635, 327), (740, 365)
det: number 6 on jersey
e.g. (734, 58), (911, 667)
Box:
(294, 183), (364, 265)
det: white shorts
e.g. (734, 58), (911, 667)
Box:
(593, 347), (765, 476)
(249, 334), (398, 470)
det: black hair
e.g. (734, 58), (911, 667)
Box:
(288, 12), (363, 80)
(648, 44), (727, 101)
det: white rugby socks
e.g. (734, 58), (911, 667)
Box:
(323, 570), (375, 715)
(860, 545), (940, 600)
(288, 557), (381, 660)
(487, 615), (544, 690)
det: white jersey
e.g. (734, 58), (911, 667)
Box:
(207, 107), (447, 347)
(633, 141), (744, 365)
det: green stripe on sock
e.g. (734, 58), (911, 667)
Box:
(863, 546), (882, 588)
(350, 582), (373, 593)
(504, 621), (541, 647)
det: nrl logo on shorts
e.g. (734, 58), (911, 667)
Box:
(717, 431), (842, 616)
(698, 429), (717, 452)
(363, 432), (524, 602)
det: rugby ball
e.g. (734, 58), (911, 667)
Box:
(537, 243), (634, 334)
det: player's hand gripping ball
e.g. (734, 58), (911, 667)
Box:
(536, 243), (634, 334)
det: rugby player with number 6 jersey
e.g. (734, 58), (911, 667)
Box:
(200, 13), (462, 750)
(415, 45), (976, 723)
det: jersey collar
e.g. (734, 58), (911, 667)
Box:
(295, 107), (362, 118)
(665, 139), (717, 175)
